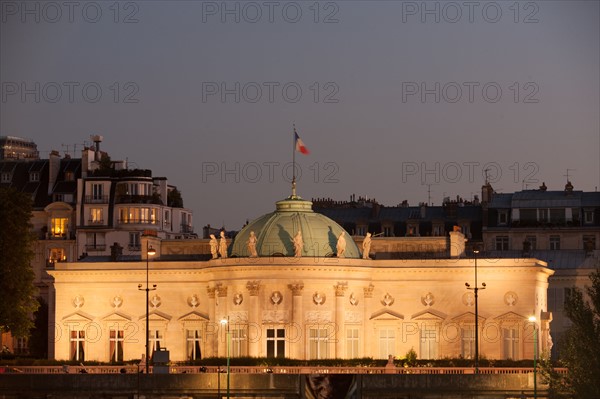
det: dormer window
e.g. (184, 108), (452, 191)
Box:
(65, 171), (74, 181)
(498, 210), (508, 225)
(1, 172), (10, 183)
(29, 172), (40, 182)
(584, 209), (594, 224)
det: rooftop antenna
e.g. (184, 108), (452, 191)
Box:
(61, 144), (71, 157)
(426, 183), (438, 206)
(564, 169), (575, 182)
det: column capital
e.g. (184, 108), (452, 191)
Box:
(288, 282), (304, 296)
(364, 283), (375, 298)
(334, 282), (348, 297)
(246, 280), (261, 296)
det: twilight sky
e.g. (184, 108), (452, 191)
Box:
(1, 1), (599, 229)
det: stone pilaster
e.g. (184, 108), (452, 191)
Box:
(288, 282), (304, 359)
(206, 285), (217, 357)
(363, 284), (374, 356)
(246, 281), (261, 357)
(334, 282), (348, 358)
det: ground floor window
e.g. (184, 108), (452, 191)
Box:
(503, 328), (519, 359)
(308, 327), (331, 359)
(266, 328), (285, 358)
(461, 325), (474, 359)
(379, 328), (395, 359)
(346, 328), (359, 358)
(231, 326), (248, 357)
(186, 329), (202, 360)
(70, 330), (85, 361)
(420, 325), (438, 359)
(150, 330), (163, 358)
(109, 329), (124, 362)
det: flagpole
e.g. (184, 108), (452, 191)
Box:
(292, 124), (296, 198)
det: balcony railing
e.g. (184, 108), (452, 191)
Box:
(128, 244), (141, 251)
(117, 219), (160, 225)
(84, 195), (109, 204)
(0, 365), (569, 375)
(87, 219), (105, 225)
(85, 244), (107, 251)
(180, 224), (194, 234)
(116, 194), (161, 204)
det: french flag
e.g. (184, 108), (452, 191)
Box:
(295, 131), (309, 155)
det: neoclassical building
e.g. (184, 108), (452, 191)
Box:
(48, 194), (554, 363)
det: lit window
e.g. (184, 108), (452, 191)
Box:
(379, 328), (395, 359)
(150, 330), (163, 357)
(346, 328), (360, 358)
(461, 325), (475, 359)
(420, 325), (438, 359)
(109, 329), (124, 362)
(70, 329), (85, 361)
(89, 208), (103, 224)
(186, 329), (202, 360)
(503, 328), (519, 360)
(231, 326), (248, 357)
(51, 218), (68, 237)
(308, 327), (331, 359)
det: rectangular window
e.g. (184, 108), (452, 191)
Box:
(92, 183), (103, 200)
(583, 235), (596, 252)
(29, 172), (39, 182)
(109, 329), (124, 362)
(383, 226), (393, 237)
(498, 211), (508, 225)
(584, 210), (594, 224)
(525, 236), (537, 250)
(503, 328), (519, 360)
(520, 209), (536, 222)
(550, 208), (565, 223)
(461, 326), (475, 359)
(1, 172), (11, 183)
(346, 328), (359, 358)
(231, 327), (248, 357)
(538, 209), (548, 222)
(48, 248), (66, 265)
(85, 233), (105, 251)
(51, 218), (68, 237)
(572, 208), (580, 223)
(495, 236), (509, 251)
(150, 330), (163, 357)
(89, 208), (103, 224)
(308, 328), (330, 359)
(549, 235), (561, 250)
(356, 226), (366, 236)
(420, 325), (438, 359)
(70, 330), (85, 361)
(266, 328), (285, 358)
(129, 232), (141, 250)
(186, 329), (202, 360)
(379, 328), (395, 359)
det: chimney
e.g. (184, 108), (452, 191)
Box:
(48, 150), (61, 195)
(90, 135), (103, 162)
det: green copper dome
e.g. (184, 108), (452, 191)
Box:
(230, 197), (360, 258)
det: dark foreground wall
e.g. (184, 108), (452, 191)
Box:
(0, 373), (546, 399)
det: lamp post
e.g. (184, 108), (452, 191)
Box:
(465, 247), (485, 373)
(138, 242), (156, 374)
(220, 316), (231, 399)
(529, 315), (538, 399)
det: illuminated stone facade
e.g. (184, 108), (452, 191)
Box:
(48, 197), (554, 363)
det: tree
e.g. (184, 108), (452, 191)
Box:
(0, 188), (39, 337)
(559, 268), (600, 398)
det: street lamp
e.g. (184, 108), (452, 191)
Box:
(529, 315), (538, 399)
(465, 247), (486, 373)
(138, 242), (156, 374)
(220, 316), (231, 399)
